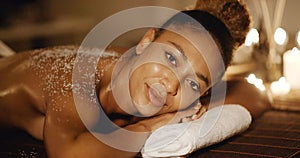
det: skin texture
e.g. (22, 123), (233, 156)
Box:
(0, 28), (270, 158)
(0, 26), (213, 157)
(0, 1), (255, 157)
(110, 28), (214, 117)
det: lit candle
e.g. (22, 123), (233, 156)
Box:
(296, 31), (300, 48)
(233, 29), (258, 64)
(270, 77), (290, 95)
(283, 47), (300, 89)
(274, 27), (288, 53)
(246, 74), (266, 91)
(245, 28), (259, 46)
(246, 73), (257, 84)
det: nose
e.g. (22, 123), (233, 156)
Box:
(161, 72), (180, 96)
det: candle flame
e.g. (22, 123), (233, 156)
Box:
(274, 27), (288, 45)
(246, 73), (266, 91)
(245, 28), (259, 46)
(246, 73), (257, 84)
(270, 77), (290, 95)
(291, 47), (300, 56)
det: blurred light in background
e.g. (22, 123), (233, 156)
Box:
(246, 73), (266, 91)
(245, 28), (259, 46)
(270, 77), (290, 95)
(274, 27), (288, 53)
(274, 27), (288, 46)
(283, 47), (300, 89)
(296, 30), (300, 47)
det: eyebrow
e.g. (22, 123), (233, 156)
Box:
(196, 72), (209, 87)
(168, 41), (187, 60)
(168, 41), (209, 87)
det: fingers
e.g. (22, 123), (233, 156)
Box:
(136, 102), (207, 131)
(193, 102), (202, 110)
(180, 102), (207, 122)
(181, 102), (202, 116)
(181, 117), (193, 123)
(176, 108), (197, 123)
(192, 106), (207, 120)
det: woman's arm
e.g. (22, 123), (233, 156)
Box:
(43, 92), (203, 158)
(43, 94), (143, 158)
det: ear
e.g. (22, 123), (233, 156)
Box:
(136, 28), (156, 55)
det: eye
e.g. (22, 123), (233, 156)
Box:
(187, 79), (200, 92)
(165, 51), (177, 66)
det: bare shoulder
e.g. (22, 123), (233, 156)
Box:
(201, 79), (272, 119)
(225, 79), (271, 112)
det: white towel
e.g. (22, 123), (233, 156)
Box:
(142, 104), (252, 157)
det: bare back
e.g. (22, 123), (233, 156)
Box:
(0, 45), (114, 140)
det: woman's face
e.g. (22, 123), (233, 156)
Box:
(128, 26), (221, 116)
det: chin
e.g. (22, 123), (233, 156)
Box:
(135, 103), (162, 117)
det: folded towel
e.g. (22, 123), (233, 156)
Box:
(141, 104), (252, 157)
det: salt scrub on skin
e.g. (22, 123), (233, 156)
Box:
(18, 148), (39, 158)
(29, 46), (120, 112)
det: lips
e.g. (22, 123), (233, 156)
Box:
(147, 83), (167, 107)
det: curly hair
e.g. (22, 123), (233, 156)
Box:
(155, 0), (251, 68)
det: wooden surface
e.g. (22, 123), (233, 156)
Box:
(272, 89), (300, 112)
(0, 110), (299, 158)
(191, 110), (300, 158)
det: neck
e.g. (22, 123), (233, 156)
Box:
(98, 58), (119, 115)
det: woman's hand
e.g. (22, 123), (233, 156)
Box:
(179, 103), (207, 123)
(129, 103), (207, 132)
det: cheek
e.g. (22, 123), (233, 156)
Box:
(167, 92), (182, 111)
(164, 87), (191, 112)
(129, 67), (146, 105)
(168, 78), (202, 110)
(128, 64), (163, 104)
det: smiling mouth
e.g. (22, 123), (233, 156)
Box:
(147, 83), (167, 107)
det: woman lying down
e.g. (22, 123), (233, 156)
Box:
(0, 0), (270, 157)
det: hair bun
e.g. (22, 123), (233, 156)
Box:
(194, 0), (251, 47)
